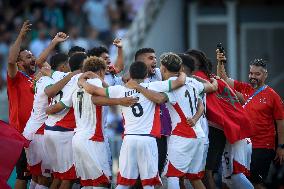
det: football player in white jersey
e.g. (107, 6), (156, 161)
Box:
(134, 48), (171, 179)
(127, 53), (218, 189)
(45, 56), (138, 189)
(87, 39), (124, 171)
(77, 61), (186, 189)
(22, 32), (71, 189)
(42, 52), (81, 189)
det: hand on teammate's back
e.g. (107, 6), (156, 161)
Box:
(120, 97), (139, 107)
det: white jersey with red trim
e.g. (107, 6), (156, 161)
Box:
(166, 77), (205, 138)
(24, 76), (55, 139)
(60, 75), (104, 141)
(45, 71), (76, 129)
(107, 80), (171, 137)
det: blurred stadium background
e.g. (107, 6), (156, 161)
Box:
(0, 0), (283, 188)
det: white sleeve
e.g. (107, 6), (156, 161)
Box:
(37, 76), (55, 90)
(147, 80), (171, 92)
(107, 85), (125, 98)
(51, 71), (69, 82)
(194, 79), (205, 95)
(60, 78), (79, 108)
(60, 87), (74, 108)
(87, 78), (103, 88)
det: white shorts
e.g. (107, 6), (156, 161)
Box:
(72, 132), (111, 187)
(44, 130), (77, 179)
(163, 135), (205, 180)
(222, 138), (252, 178)
(25, 134), (51, 177)
(117, 135), (161, 186)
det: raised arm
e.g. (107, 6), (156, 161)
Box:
(187, 98), (204, 126)
(216, 49), (234, 88)
(170, 72), (186, 90)
(92, 96), (138, 107)
(36, 32), (69, 69)
(46, 102), (65, 115)
(8, 21), (32, 78)
(112, 38), (124, 73)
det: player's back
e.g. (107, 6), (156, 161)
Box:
(72, 77), (103, 134)
(166, 77), (205, 138)
(107, 80), (171, 137)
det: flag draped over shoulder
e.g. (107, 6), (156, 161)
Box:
(194, 71), (254, 144)
(0, 120), (29, 189)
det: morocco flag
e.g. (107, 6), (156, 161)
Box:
(194, 71), (254, 144)
(0, 120), (29, 189)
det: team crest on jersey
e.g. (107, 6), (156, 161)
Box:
(216, 86), (239, 109)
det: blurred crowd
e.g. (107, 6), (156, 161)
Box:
(0, 0), (145, 88)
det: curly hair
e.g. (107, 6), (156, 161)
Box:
(160, 52), (182, 72)
(82, 56), (106, 73)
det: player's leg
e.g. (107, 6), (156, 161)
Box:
(204, 127), (226, 189)
(116, 135), (139, 187)
(15, 149), (31, 189)
(138, 136), (161, 188)
(49, 178), (61, 189)
(187, 138), (206, 189)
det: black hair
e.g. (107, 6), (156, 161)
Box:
(50, 53), (69, 70)
(129, 61), (148, 79)
(134, 48), (155, 61)
(177, 53), (195, 73)
(160, 52), (182, 72)
(185, 49), (212, 77)
(87, 46), (109, 57)
(250, 59), (267, 70)
(68, 46), (86, 57)
(82, 56), (106, 73)
(69, 52), (87, 71)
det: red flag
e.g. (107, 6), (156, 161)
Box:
(194, 71), (254, 144)
(0, 120), (29, 188)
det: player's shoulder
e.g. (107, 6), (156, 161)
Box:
(87, 77), (102, 86)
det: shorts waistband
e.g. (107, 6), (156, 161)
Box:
(45, 125), (74, 132)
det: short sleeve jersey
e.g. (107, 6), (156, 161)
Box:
(60, 75), (104, 141)
(45, 71), (76, 129)
(166, 77), (205, 138)
(25, 76), (55, 134)
(106, 80), (172, 137)
(234, 80), (284, 149)
(7, 71), (34, 133)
